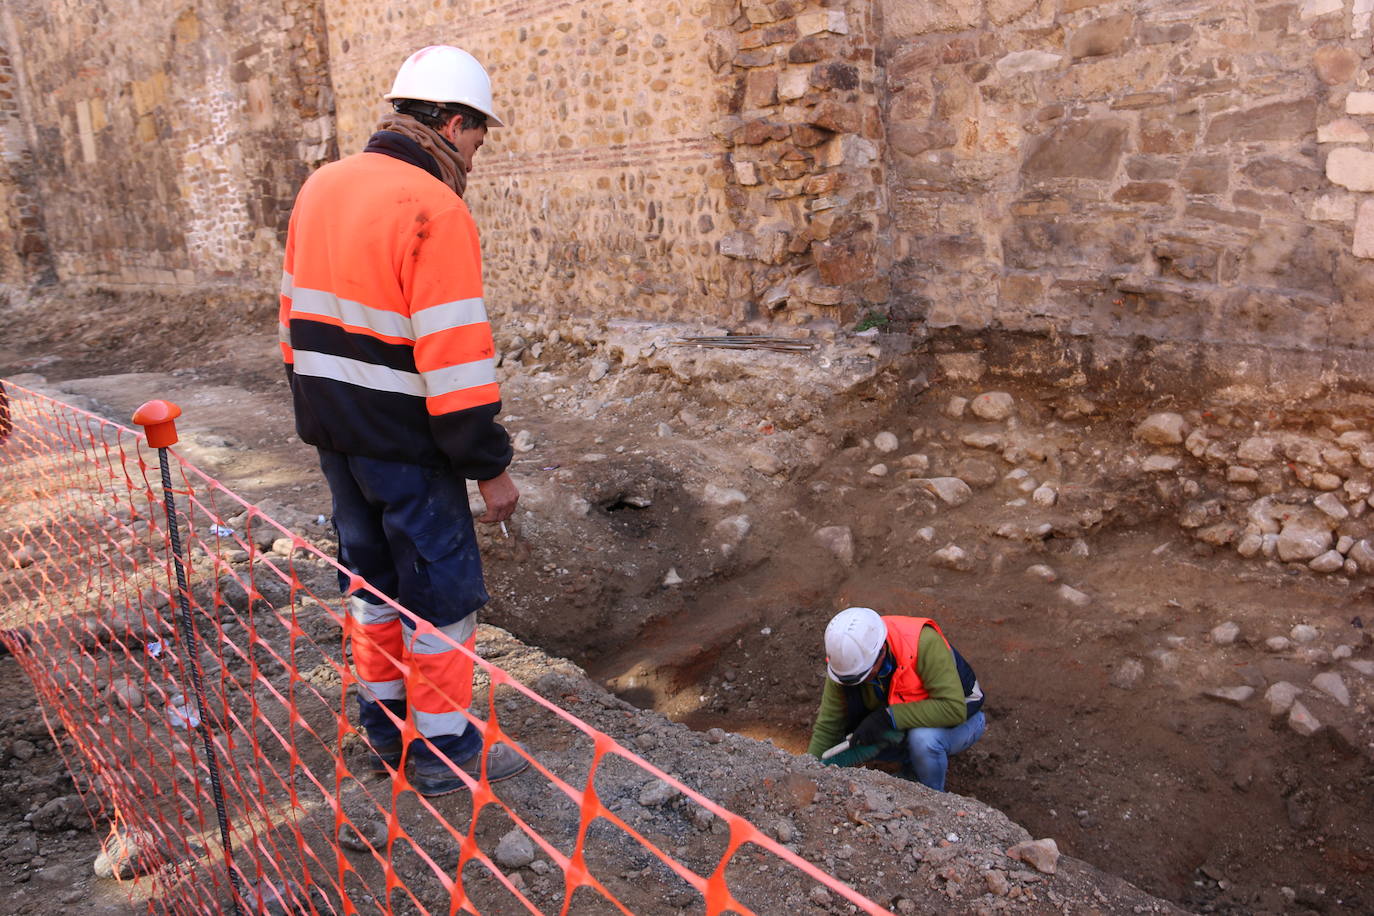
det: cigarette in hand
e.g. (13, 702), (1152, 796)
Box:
(500, 521), (509, 538)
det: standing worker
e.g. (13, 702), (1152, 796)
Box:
(279, 45), (526, 796)
(808, 607), (986, 791)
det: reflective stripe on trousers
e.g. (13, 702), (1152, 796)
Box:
(403, 615), (477, 738)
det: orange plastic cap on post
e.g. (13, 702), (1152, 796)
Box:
(132, 399), (183, 449)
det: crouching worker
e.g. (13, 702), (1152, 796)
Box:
(807, 607), (985, 791)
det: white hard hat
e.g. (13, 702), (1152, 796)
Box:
(824, 607), (887, 684)
(384, 45), (504, 127)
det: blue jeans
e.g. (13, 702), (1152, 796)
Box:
(904, 711), (986, 791)
(318, 449), (487, 766)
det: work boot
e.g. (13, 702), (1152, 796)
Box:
(366, 743), (403, 778)
(411, 742), (530, 797)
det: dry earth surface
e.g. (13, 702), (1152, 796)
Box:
(1, 289), (1372, 915)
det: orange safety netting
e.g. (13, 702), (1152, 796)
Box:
(0, 381), (893, 916)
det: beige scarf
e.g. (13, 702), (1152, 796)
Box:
(375, 113), (469, 198)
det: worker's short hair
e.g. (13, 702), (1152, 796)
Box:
(392, 99), (487, 132)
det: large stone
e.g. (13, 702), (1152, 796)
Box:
(1318, 119), (1370, 144)
(815, 526), (854, 566)
(494, 829), (536, 869)
(1134, 412), (1186, 445)
(1069, 13), (1133, 58)
(1205, 100), (1316, 144)
(1349, 538), (1374, 572)
(970, 392), (1015, 420)
(1276, 516), (1334, 562)
(1288, 701), (1321, 737)
(1327, 148), (1374, 192)
(1355, 200), (1374, 259)
(1312, 671), (1350, 706)
(914, 477), (973, 506)
(1024, 119), (1129, 180)
(1314, 46), (1359, 84)
(881, 0), (979, 38)
(996, 51), (1063, 77)
(1007, 838), (1060, 874)
(1265, 681), (1302, 715)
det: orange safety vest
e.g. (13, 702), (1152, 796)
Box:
(882, 616), (952, 705)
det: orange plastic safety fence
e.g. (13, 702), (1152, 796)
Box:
(0, 381), (894, 916)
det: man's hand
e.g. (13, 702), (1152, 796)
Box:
(477, 471), (519, 523)
(851, 708), (896, 747)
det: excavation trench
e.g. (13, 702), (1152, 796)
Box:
(485, 388), (1374, 916)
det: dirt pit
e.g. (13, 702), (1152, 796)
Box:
(2, 290), (1373, 914)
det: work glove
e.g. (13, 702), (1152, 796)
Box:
(851, 708), (896, 747)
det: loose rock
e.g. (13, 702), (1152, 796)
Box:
(494, 828), (537, 869)
(1265, 682), (1302, 716)
(970, 392), (1015, 421)
(1007, 837), (1059, 874)
(1311, 672), (1350, 706)
(1109, 658), (1145, 690)
(1288, 701), (1322, 737)
(1135, 413), (1186, 446)
(815, 526), (854, 566)
(1210, 622), (1240, 646)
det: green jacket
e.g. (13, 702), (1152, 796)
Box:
(807, 624), (966, 757)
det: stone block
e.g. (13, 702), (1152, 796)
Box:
(778, 68), (810, 101)
(1348, 91), (1374, 115)
(1181, 155), (1228, 194)
(995, 50), (1063, 77)
(1023, 118), (1129, 181)
(1354, 200), (1374, 260)
(743, 70), (778, 110)
(1204, 99), (1316, 144)
(796, 10), (848, 37)
(881, 0), (979, 39)
(1242, 156), (1323, 192)
(1327, 147), (1374, 192)
(813, 235), (874, 285)
(1318, 118), (1370, 143)
(1314, 47), (1359, 85)
(807, 99), (862, 134)
(1113, 182), (1172, 204)
(1300, 0), (1343, 18)
(1069, 13), (1134, 59)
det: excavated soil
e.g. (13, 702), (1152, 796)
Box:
(2, 289), (1372, 915)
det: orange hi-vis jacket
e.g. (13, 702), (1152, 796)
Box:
(280, 137), (511, 479)
(883, 616), (952, 704)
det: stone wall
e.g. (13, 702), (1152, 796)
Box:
(0, 0), (333, 291)
(321, 0), (736, 322)
(3, 0), (1374, 391)
(880, 0), (1374, 387)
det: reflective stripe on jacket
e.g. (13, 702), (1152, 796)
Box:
(280, 136), (511, 479)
